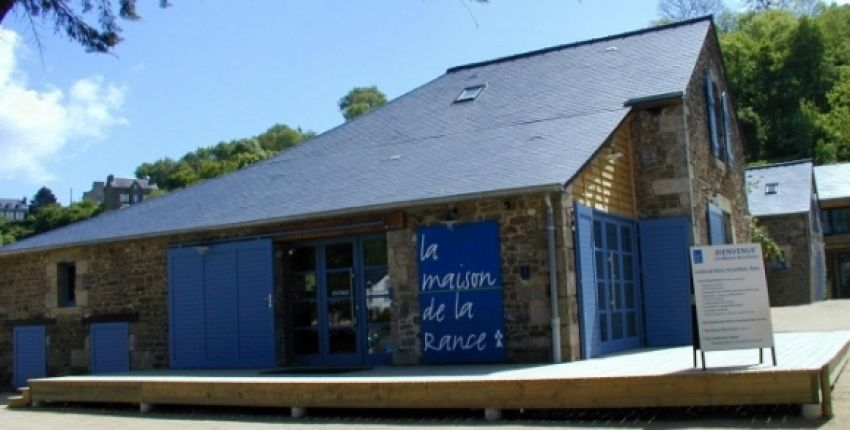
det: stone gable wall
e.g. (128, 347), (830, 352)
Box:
(760, 213), (814, 306)
(685, 29), (750, 245)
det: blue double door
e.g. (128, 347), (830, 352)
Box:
(286, 235), (391, 366)
(576, 204), (693, 358)
(168, 239), (276, 369)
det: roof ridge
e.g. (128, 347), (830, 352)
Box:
(745, 158), (813, 170)
(446, 15), (713, 74)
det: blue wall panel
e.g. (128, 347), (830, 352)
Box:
(13, 325), (46, 388)
(90, 322), (129, 374)
(639, 217), (693, 347)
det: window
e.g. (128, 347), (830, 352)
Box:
(58, 262), (77, 307)
(822, 207), (850, 236)
(705, 73), (734, 166)
(708, 203), (733, 245)
(455, 84), (486, 102)
(765, 183), (779, 195)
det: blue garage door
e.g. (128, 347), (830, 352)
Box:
(169, 239), (276, 369)
(13, 325), (46, 389)
(639, 217), (693, 346)
(90, 322), (130, 374)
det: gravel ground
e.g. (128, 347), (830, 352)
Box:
(3, 300), (849, 429)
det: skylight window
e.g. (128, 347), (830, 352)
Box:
(765, 183), (779, 195)
(455, 84), (486, 103)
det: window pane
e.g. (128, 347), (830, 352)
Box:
(365, 269), (389, 296)
(293, 330), (318, 355)
(623, 255), (634, 282)
(834, 208), (850, 235)
(822, 210), (832, 235)
(595, 251), (605, 279)
(291, 273), (316, 299)
(363, 236), (387, 266)
(612, 313), (624, 340)
(593, 221), (602, 249)
(326, 243), (353, 269)
(293, 302), (317, 328)
(620, 226), (632, 252)
(328, 300), (353, 327)
(600, 313), (608, 341)
(288, 246), (315, 272)
(606, 223), (618, 251)
(329, 329), (356, 353)
(627, 312), (637, 337)
(597, 281), (607, 310)
(625, 281), (635, 308)
(327, 271), (352, 298)
(367, 297), (392, 323)
(368, 326), (393, 355)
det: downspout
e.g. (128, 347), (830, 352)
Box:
(544, 192), (562, 363)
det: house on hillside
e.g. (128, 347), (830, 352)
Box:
(0, 17), (750, 388)
(83, 175), (159, 211)
(0, 198), (27, 222)
(745, 160), (826, 306)
(815, 163), (850, 299)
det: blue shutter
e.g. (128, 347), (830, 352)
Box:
(168, 247), (206, 369)
(708, 204), (725, 245)
(90, 322), (129, 374)
(13, 325), (46, 388)
(639, 217), (693, 346)
(203, 247), (240, 368)
(721, 92), (734, 164)
(705, 73), (719, 158)
(235, 240), (276, 367)
(574, 204), (599, 358)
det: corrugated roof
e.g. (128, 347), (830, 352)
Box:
(746, 160), (814, 217)
(815, 163), (850, 202)
(0, 17), (712, 254)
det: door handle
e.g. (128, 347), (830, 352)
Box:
(265, 293), (273, 309)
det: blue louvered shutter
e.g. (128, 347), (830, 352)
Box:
(708, 204), (725, 245)
(574, 204), (599, 358)
(13, 325), (46, 388)
(705, 74), (719, 158)
(168, 247), (206, 369)
(90, 322), (129, 374)
(640, 217), (693, 346)
(721, 92), (734, 165)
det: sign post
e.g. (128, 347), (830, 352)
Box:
(418, 220), (506, 364)
(689, 243), (776, 370)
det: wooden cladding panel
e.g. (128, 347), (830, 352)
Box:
(572, 120), (636, 217)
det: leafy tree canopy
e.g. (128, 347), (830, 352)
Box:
(29, 186), (58, 215)
(1, 0), (170, 53)
(657, 0), (726, 22)
(339, 86), (387, 121)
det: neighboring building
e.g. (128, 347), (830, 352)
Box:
(746, 160), (826, 306)
(815, 163), (850, 299)
(0, 198), (28, 222)
(0, 18), (750, 387)
(84, 175), (158, 211)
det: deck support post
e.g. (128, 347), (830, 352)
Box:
(139, 403), (153, 413)
(291, 407), (307, 418)
(484, 408), (502, 421)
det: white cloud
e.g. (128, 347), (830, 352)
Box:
(0, 28), (127, 184)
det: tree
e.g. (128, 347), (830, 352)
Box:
(657, 0), (725, 22)
(0, 0), (169, 53)
(339, 86), (387, 121)
(29, 186), (58, 215)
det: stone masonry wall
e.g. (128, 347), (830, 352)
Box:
(685, 29), (750, 245)
(760, 214), (814, 306)
(0, 192), (580, 386)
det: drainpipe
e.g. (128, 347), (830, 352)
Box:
(544, 192), (562, 363)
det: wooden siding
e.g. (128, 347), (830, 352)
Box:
(572, 119), (636, 218)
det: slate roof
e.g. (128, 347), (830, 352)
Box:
(109, 177), (157, 190)
(0, 17), (713, 254)
(746, 160), (814, 217)
(814, 163), (850, 202)
(0, 198), (27, 211)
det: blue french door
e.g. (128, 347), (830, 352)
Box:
(287, 235), (390, 366)
(576, 204), (642, 358)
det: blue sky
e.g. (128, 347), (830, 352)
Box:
(2, 1), (701, 204)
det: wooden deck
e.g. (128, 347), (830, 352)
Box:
(22, 331), (850, 417)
